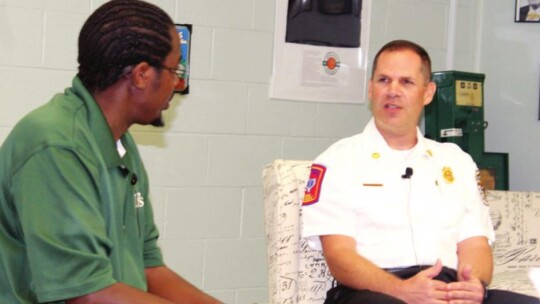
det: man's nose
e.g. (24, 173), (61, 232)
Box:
(387, 81), (401, 98)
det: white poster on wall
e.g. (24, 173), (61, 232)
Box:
(270, 0), (371, 104)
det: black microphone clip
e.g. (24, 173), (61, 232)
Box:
(118, 165), (138, 185)
(401, 167), (413, 179)
(119, 166), (130, 177)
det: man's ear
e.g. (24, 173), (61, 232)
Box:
(367, 78), (375, 100)
(367, 78), (374, 111)
(129, 62), (152, 89)
(423, 81), (437, 106)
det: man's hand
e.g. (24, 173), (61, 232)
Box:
(395, 259), (450, 304)
(447, 264), (484, 304)
(322, 236), (452, 304)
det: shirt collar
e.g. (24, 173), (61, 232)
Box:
(363, 117), (432, 160)
(67, 76), (123, 169)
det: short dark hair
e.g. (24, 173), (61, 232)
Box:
(77, 0), (175, 92)
(371, 40), (432, 83)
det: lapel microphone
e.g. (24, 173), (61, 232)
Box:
(401, 167), (413, 179)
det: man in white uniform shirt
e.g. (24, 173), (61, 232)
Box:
(301, 40), (540, 304)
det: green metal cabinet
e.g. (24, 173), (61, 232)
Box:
(425, 71), (508, 190)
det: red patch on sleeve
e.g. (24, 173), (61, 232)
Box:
(303, 164), (326, 206)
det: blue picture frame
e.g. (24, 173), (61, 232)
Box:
(175, 24), (192, 94)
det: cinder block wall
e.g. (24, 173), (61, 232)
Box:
(0, 1), (368, 303)
(1, 0), (512, 303)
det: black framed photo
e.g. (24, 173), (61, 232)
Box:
(515, 0), (540, 22)
(174, 24), (192, 94)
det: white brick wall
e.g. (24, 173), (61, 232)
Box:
(0, 6), (45, 66)
(6, 0), (537, 303)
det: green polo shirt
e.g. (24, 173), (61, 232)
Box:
(0, 77), (164, 303)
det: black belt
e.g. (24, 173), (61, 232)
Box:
(385, 265), (458, 282)
(384, 265), (431, 273)
(334, 265), (457, 286)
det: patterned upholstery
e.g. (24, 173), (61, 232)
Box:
(263, 160), (332, 304)
(263, 159), (540, 304)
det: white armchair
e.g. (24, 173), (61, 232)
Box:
(263, 159), (540, 304)
(263, 159), (333, 304)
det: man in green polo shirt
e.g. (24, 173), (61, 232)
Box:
(0, 1), (221, 303)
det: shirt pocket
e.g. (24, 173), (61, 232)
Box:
(349, 179), (404, 246)
(427, 183), (469, 229)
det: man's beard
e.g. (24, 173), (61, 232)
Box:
(150, 115), (165, 127)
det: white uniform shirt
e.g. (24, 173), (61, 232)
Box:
(302, 118), (495, 270)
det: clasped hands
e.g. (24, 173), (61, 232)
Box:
(397, 260), (485, 304)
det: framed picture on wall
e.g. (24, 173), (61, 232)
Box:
(174, 24), (192, 94)
(269, 0), (372, 104)
(515, 0), (540, 22)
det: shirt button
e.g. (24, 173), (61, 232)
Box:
(131, 174), (138, 185)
